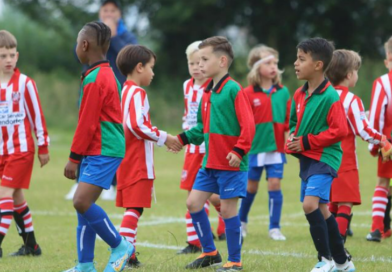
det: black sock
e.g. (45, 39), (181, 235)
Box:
(325, 215), (347, 265)
(305, 209), (331, 259)
(384, 196), (391, 231)
(13, 207), (37, 248)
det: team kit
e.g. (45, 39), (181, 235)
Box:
(0, 21), (392, 272)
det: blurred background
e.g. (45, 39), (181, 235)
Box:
(1, 0), (392, 131)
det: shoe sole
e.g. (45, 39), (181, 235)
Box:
(185, 262), (222, 269)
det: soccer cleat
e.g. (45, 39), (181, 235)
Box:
(382, 229), (391, 239)
(346, 228), (353, 237)
(101, 186), (117, 201)
(177, 242), (202, 254)
(269, 228), (286, 241)
(366, 229), (382, 242)
(185, 251), (222, 269)
(333, 258), (355, 272)
(126, 254), (142, 268)
(310, 257), (335, 272)
(9, 244), (42, 256)
(216, 262), (243, 271)
(218, 233), (226, 241)
(104, 237), (134, 272)
(62, 262), (97, 272)
(65, 183), (78, 200)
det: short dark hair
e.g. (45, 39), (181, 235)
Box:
(297, 38), (335, 71)
(199, 36), (234, 66)
(326, 49), (361, 86)
(116, 45), (156, 76)
(83, 21), (111, 48)
(0, 30), (17, 49)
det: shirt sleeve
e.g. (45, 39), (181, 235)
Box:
(182, 81), (189, 131)
(285, 98), (292, 132)
(289, 94), (297, 135)
(179, 100), (204, 146)
(126, 90), (167, 146)
(24, 79), (50, 154)
(368, 79), (387, 153)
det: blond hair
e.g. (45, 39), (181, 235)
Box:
(247, 45), (283, 86)
(384, 36), (392, 55)
(325, 49), (361, 86)
(186, 41), (202, 58)
(0, 30), (17, 49)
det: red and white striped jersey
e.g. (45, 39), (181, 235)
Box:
(116, 80), (167, 189)
(368, 71), (392, 154)
(335, 86), (383, 172)
(182, 78), (211, 154)
(0, 68), (49, 156)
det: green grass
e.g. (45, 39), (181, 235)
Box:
(0, 131), (391, 271)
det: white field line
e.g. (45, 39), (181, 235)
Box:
(136, 241), (392, 264)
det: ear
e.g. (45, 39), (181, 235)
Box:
(219, 55), (228, 68)
(314, 60), (324, 71)
(82, 40), (89, 52)
(135, 62), (144, 73)
(346, 71), (353, 80)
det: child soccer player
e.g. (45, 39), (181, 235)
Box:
(63, 22), (133, 272)
(366, 36), (392, 242)
(115, 44), (182, 268)
(325, 49), (392, 244)
(178, 41), (226, 255)
(0, 30), (49, 257)
(175, 36), (255, 271)
(286, 38), (355, 272)
(239, 45), (290, 241)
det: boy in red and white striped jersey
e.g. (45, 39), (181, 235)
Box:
(366, 37), (392, 241)
(0, 30), (49, 258)
(325, 49), (392, 245)
(115, 44), (182, 268)
(177, 41), (226, 255)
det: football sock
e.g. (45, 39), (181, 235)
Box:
(213, 203), (226, 236)
(120, 208), (142, 258)
(185, 210), (201, 247)
(384, 196), (391, 231)
(0, 197), (13, 246)
(82, 203), (121, 248)
(305, 209), (331, 259)
(325, 215), (347, 265)
(335, 205), (351, 239)
(371, 186), (388, 232)
(13, 201), (37, 248)
(328, 203), (338, 217)
(238, 192), (256, 223)
(224, 216), (241, 263)
(269, 190), (283, 229)
(77, 212), (96, 263)
(190, 208), (215, 253)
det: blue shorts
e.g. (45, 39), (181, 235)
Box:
(300, 174), (333, 204)
(79, 155), (123, 190)
(248, 163), (285, 181)
(192, 169), (247, 199)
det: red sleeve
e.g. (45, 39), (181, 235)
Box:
(232, 90), (255, 158)
(70, 83), (104, 163)
(303, 101), (348, 150)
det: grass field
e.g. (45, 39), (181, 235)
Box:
(0, 131), (391, 272)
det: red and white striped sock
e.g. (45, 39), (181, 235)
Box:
(371, 186), (389, 233)
(213, 204), (226, 236)
(0, 197), (14, 245)
(119, 209), (140, 257)
(13, 201), (37, 247)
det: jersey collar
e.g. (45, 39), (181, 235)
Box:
(301, 78), (330, 95)
(205, 73), (230, 94)
(81, 60), (110, 79)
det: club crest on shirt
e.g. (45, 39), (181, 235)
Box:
(297, 103), (301, 113)
(253, 98), (261, 107)
(360, 111), (366, 120)
(181, 170), (188, 181)
(12, 92), (21, 104)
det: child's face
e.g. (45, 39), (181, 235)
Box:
(199, 46), (222, 78)
(187, 51), (204, 81)
(384, 52), (392, 71)
(99, 3), (121, 24)
(140, 57), (155, 86)
(258, 53), (278, 81)
(348, 69), (359, 88)
(294, 49), (321, 81)
(0, 47), (18, 75)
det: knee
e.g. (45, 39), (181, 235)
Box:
(186, 198), (200, 213)
(268, 178), (281, 191)
(303, 202), (317, 214)
(247, 180), (259, 194)
(73, 197), (90, 213)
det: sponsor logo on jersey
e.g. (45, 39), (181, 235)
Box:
(253, 98), (261, 107)
(12, 92), (21, 104)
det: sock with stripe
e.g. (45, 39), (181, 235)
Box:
(238, 192), (256, 223)
(190, 208), (215, 253)
(371, 186), (388, 232)
(77, 212), (96, 263)
(335, 205), (351, 242)
(13, 201), (38, 248)
(224, 215), (242, 263)
(305, 209), (331, 259)
(81, 203), (121, 248)
(325, 215), (347, 265)
(384, 196), (391, 231)
(213, 204), (226, 236)
(185, 210), (201, 247)
(0, 197), (13, 246)
(119, 208), (142, 258)
(268, 190), (283, 229)
(328, 202), (338, 217)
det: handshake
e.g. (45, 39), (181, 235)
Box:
(165, 134), (183, 153)
(380, 136), (392, 162)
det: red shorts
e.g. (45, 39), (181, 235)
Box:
(116, 179), (153, 208)
(180, 152), (204, 191)
(0, 152), (34, 189)
(330, 169), (361, 205)
(378, 156), (392, 179)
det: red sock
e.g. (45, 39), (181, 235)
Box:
(328, 203), (338, 215)
(186, 210), (201, 247)
(335, 205), (351, 237)
(0, 198), (14, 244)
(372, 186), (388, 232)
(213, 204), (226, 236)
(120, 209), (140, 257)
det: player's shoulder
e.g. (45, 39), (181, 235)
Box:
(225, 78), (242, 94)
(123, 81), (145, 96)
(183, 78), (192, 91)
(243, 85), (254, 93)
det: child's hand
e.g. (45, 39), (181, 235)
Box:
(226, 152), (241, 168)
(38, 153), (50, 168)
(64, 161), (78, 180)
(165, 134), (183, 153)
(380, 136), (392, 162)
(287, 137), (303, 152)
